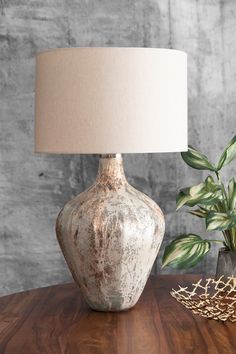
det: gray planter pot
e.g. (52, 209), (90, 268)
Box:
(216, 248), (236, 279)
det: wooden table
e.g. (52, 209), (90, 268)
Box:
(0, 275), (235, 354)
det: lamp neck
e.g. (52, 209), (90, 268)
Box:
(96, 154), (127, 188)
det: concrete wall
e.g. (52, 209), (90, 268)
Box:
(0, 0), (235, 295)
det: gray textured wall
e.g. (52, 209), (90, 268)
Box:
(0, 0), (236, 296)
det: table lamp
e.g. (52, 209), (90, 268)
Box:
(35, 47), (187, 312)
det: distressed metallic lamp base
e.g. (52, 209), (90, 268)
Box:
(56, 154), (165, 312)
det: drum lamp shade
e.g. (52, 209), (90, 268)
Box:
(35, 47), (187, 154)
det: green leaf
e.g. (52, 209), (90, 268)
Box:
(176, 191), (192, 210)
(189, 207), (209, 218)
(176, 176), (222, 210)
(181, 146), (216, 171)
(189, 182), (206, 196)
(206, 210), (236, 231)
(205, 175), (221, 193)
(217, 135), (236, 170)
(228, 178), (236, 210)
(162, 234), (211, 269)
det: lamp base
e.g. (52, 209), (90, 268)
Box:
(56, 154), (165, 311)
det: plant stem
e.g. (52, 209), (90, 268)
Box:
(222, 230), (236, 251)
(215, 171), (228, 210)
(222, 230), (231, 249)
(208, 239), (224, 244)
(227, 229), (236, 250)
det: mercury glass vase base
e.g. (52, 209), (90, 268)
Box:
(56, 154), (165, 312)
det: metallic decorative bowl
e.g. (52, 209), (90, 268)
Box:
(171, 276), (236, 322)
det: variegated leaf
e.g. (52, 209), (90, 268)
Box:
(228, 178), (236, 210)
(181, 146), (216, 171)
(189, 182), (206, 196)
(176, 176), (222, 210)
(205, 175), (221, 193)
(206, 210), (236, 231)
(217, 135), (236, 170)
(162, 234), (211, 269)
(189, 207), (209, 218)
(176, 191), (192, 210)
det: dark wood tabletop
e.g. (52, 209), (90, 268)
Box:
(0, 274), (235, 354)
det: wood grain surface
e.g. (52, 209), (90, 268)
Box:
(0, 275), (235, 354)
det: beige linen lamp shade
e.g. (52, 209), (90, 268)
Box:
(35, 47), (187, 154)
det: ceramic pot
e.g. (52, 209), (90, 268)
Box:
(215, 248), (236, 279)
(56, 154), (165, 312)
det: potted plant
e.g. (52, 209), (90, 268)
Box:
(162, 135), (236, 277)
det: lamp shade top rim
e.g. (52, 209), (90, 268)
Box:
(36, 46), (187, 57)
